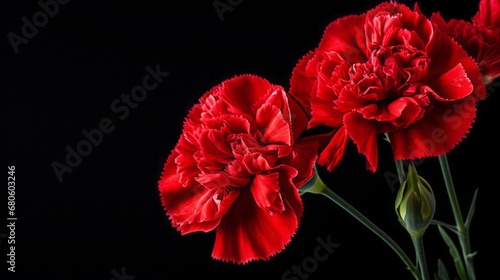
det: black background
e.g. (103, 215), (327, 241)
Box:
(3, 0), (499, 279)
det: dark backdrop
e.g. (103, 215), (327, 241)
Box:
(3, 0), (498, 279)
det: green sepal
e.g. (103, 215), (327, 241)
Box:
(298, 164), (326, 195)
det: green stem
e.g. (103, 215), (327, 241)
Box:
(395, 159), (406, 184)
(438, 154), (476, 280)
(412, 236), (430, 280)
(315, 183), (421, 280)
(394, 159), (406, 187)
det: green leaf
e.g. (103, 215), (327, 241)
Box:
(437, 225), (468, 280)
(465, 188), (479, 228)
(435, 259), (450, 280)
(430, 220), (459, 235)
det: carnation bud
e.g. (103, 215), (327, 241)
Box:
(395, 162), (436, 238)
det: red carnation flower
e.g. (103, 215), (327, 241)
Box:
(472, 0), (500, 27)
(290, 1), (485, 172)
(430, 0), (500, 84)
(158, 74), (318, 264)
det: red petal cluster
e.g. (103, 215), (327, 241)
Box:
(158, 74), (318, 264)
(430, 0), (500, 84)
(290, 1), (485, 172)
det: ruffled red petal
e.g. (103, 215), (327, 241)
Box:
(256, 99), (292, 146)
(251, 172), (285, 214)
(343, 112), (379, 172)
(219, 74), (280, 117)
(430, 63), (474, 101)
(283, 138), (319, 187)
(289, 51), (317, 114)
(389, 97), (477, 160)
(318, 14), (368, 62)
(159, 152), (237, 234)
(317, 126), (349, 172)
(212, 167), (302, 264)
(473, 0), (500, 27)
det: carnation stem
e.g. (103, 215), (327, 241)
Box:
(395, 159), (406, 184)
(412, 236), (430, 280)
(312, 178), (421, 279)
(438, 154), (476, 280)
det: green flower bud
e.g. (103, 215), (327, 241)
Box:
(395, 162), (436, 238)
